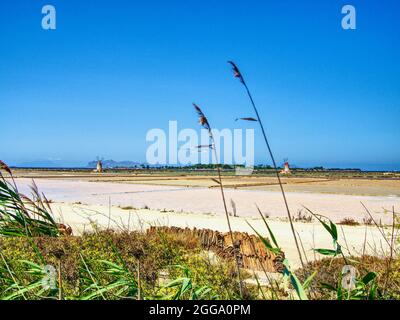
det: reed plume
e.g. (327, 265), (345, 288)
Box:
(227, 61), (305, 268)
(192, 103), (244, 297)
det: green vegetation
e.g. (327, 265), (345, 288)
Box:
(249, 205), (400, 300)
(0, 231), (245, 300)
(0, 161), (59, 237)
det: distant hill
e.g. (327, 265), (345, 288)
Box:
(87, 160), (143, 169)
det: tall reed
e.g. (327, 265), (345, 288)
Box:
(227, 61), (305, 268)
(192, 103), (244, 297)
(0, 161), (60, 237)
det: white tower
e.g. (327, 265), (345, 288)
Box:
(96, 159), (103, 173)
(281, 162), (291, 175)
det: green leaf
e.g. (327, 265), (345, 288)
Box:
(304, 207), (338, 242)
(314, 248), (337, 256)
(337, 282), (343, 300)
(368, 282), (378, 300)
(282, 259), (308, 300)
(321, 282), (336, 291)
(193, 286), (212, 300)
(303, 271), (317, 290)
(255, 205), (280, 249)
(246, 221), (281, 255)
(164, 277), (188, 288)
(362, 272), (377, 285)
(330, 221), (338, 242)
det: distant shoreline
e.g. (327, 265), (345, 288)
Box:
(9, 166), (400, 173)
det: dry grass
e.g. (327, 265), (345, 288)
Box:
(120, 206), (136, 210)
(338, 218), (360, 226)
(294, 210), (313, 223)
(0, 229), (245, 300)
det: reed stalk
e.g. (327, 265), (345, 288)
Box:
(192, 103), (244, 298)
(227, 61), (305, 268)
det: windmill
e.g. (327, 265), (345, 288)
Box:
(95, 156), (104, 173)
(280, 158), (291, 175)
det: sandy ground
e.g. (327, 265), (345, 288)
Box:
(244, 178), (400, 197)
(15, 178), (398, 224)
(11, 178), (398, 268)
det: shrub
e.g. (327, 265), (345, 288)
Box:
(338, 218), (360, 226)
(0, 230), (247, 300)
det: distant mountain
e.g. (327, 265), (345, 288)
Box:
(87, 160), (143, 169)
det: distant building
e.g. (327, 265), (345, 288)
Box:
(96, 160), (103, 173)
(280, 162), (291, 175)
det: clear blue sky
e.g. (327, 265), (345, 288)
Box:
(1, 0), (399, 170)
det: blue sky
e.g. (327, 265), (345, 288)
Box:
(1, 0), (399, 170)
